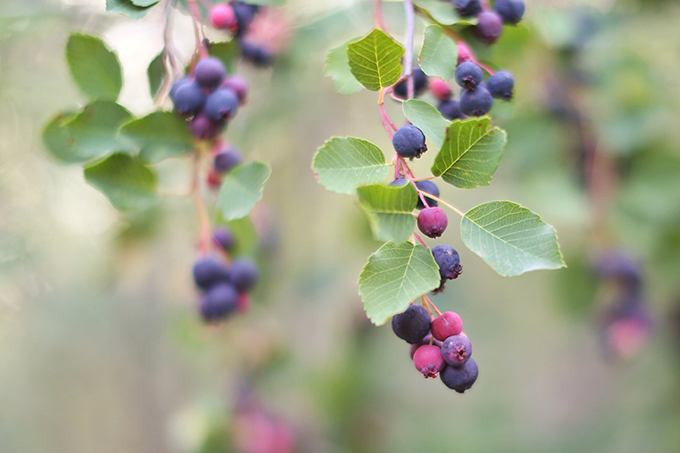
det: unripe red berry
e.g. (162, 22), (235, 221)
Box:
(457, 44), (473, 64)
(429, 78), (452, 101)
(417, 207), (448, 238)
(431, 312), (464, 341)
(210, 4), (237, 30)
(413, 344), (446, 378)
(207, 168), (222, 189)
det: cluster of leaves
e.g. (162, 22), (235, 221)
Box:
(315, 20), (565, 325)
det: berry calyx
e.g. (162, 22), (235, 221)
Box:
(392, 125), (427, 159)
(417, 207), (448, 238)
(431, 312), (464, 341)
(441, 334), (472, 367)
(413, 345), (446, 378)
(431, 245), (463, 280)
(440, 358), (478, 393)
(392, 304), (431, 344)
(486, 71), (515, 100)
(455, 62), (483, 90)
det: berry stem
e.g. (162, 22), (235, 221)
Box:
(422, 193), (464, 217)
(397, 156), (430, 208)
(379, 96), (398, 136)
(413, 175), (438, 182)
(414, 231), (428, 247)
(423, 294), (442, 316)
(481, 0), (490, 13)
(421, 295), (434, 317)
(373, 0), (387, 31)
(192, 148), (213, 254)
(403, 0), (415, 101)
(187, 0), (208, 60)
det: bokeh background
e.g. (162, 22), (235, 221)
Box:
(2, 0), (680, 451)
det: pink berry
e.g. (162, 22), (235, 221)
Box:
(431, 311), (463, 341)
(457, 43), (473, 64)
(408, 334), (442, 359)
(417, 207), (448, 238)
(430, 78), (452, 101)
(207, 168), (222, 189)
(210, 4), (237, 30)
(413, 344), (446, 378)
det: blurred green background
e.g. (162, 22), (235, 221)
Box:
(2, 0), (680, 451)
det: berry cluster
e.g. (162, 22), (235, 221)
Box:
(453, 0), (525, 44)
(393, 302), (478, 393)
(192, 226), (260, 323)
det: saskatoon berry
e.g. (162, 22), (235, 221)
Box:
(486, 71), (515, 100)
(459, 85), (493, 116)
(201, 283), (239, 321)
(195, 57), (227, 90)
(173, 82), (206, 116)
(210, 3), (237, 30)
(437, 99), (465, 121)
(170, 77), (192, 102)
(452, 0), (482, 17)
(413, 344), (446, 378)
(391, 304), (431, 344)
(205, 88), (240, 122)
(393, 68), (429, 99)
(240, 41), (273, 67)
(441, 334), (472, 367)
(193, 255), (231, 289)
(189, 113), (223, 140)
(232, 1), (259, 36)
(409, 334), (442, 359)
(475, 11), (504, 44)
(429, 78), (452, 101)
(493, 0), (525, 25)
(440, 357), (478, 393)
(417, 207), (448, 238)
(214, 147), (243, 173)
(222, 76), (249, 105)
(392, 125), (427, 159)
(431, 311), (464, 341)
(455, 62), (483, 90)
(213, 227), (236, 251)
(457, 43), (473, 64)
(431, 245), (463, 280)
(415, 180), (439, 209)
(230, 258), (259, 292)
(388, 178), (409, 187)
(207, 168), (222, 190)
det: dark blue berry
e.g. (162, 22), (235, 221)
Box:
(417, 207), (448, 238)
(392, 125), (427, 159)
(391, 305), (432, 344)
(475, 11), (503, 43)
(195, 57), (227, 90)
(440, 357), (478, 393)
(205, 88), (239, 122)
(459, 85), (493, 116)
(452, 0), (482, 17)
(432, 245), (463, 280)
(455, 62), (483, 90)
(415, 180), (439, 209)
(441, 334), (472, 367)
(214, 147), (243, 173)
(213, 227), (236, 251)
(487, 71), (515, 100)
(189, 113), (223, 139)
(393, 68), (429, 99)
(173, 82), (206, 116)
(240, 41), (273, 67)
(232, 2), (259, 36)
(437, 99), (465, 121)
(201, 283), (239, 321)
(222, 76), (248, 104)
(229, 258), (259, 292)
(493, 0), (525, 24)
(170, 77), (191, 102)
(193, 255), (231, 289)
(388, 178), (409, 187)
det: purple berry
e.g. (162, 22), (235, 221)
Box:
(195, 57), (227, 89)
(493, 0), (525, 25)
(170, 77), (192, 102)
(189, 113), (223, 140)
(475, 11), (503, 44)
(453, 0), (482, 17)
(214, 147), (243, 173)
(213, 227), (236, 251)
(200, 282), (239, 321)
(393, 67), (429, 99)
(392, 305), (431, 344)
(392, 125), (427, 159)
(205, 88), (239, 122)
(487, 71), (515, 100)
(431, 245), (463, 280)
(459, 85), (493, 116)
(440, 357), (478, 393)
(437, 99), (465, 121)
(417, 207), (448, 238)
(431, 312), (463, 341)
(415, 180), (439, 209)
(222, 76), (249, 105)
(455, 62), (483, 90)
(193, 255), (231, 289)
(413, 345), (446, 378)
(240, 41), (273, 67)
(441, 334), (472, 367)
(173, 81), (206, 116)
(388, 178), (409, 187)
(229, 258), (259, 292)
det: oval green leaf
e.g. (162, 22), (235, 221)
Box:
(419, 25), (458, 80)
(325, 40), (364, 95)
(357, 183), (418, 244)
(121, 111), (195, 163)
(66, 34), (122, 101)
(461, 201), (566, 276)
(147, 52), (165, 99)
(312, 137), (389, 194)
(106, 0), (155, 19)
(218, 162), (271, 221)
(403, 99), (451, 151)
(359, 242), (440, 326)
(347, 29), (405, 91)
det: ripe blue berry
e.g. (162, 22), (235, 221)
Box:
(213, 227), (236, 252)
(195, 57), (227, 89)
(431, 245), (463, 280)
(214, 147), (243, 173)
(193, 255), (231, 289)
(417, 207), (448, 238)
(415, 180), (439, 209)
(240, 41), (273, 67)
(222, 76), (249, 105)
(392, 125), (427, 159)
(487, 71), (515, 100)
(493, 0), (525, 25)
(232, 1), (259, 36)
(475, 11), (503, 43)
(460, 85), (493, 116)
(170, 77), (192, 102)
(455, 62), (483, 90)
(393, 68), (429, 99)
(413, 344), (446, 378)
(437, 99), (465, 121)
(440, 357), (478, 393)
(205, 88), (240, 122)
(441, 334), (472, 367)
(453, 0), (482, 17)
(173, 82), (206, 116)
(392, 304), (431, 344)
(201, 283), (239, 321)
(230, 258), (259, 292)
(189, 113), (223, 139)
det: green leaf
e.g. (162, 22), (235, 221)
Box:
(412, 0), (474, 26)
(419, 25), (458, 80)
(403, 99), (451, 151)
(120, 111), (194, 163)
(147, 52), (165, 99)
(431, 117), (507, 188)
(357, 183), (418, 244)
(129, 0), (159, 6)
(84, 152), (159, 211)
(347, 29), (405, 91)
(358, 242), (440, 325)
(312, 137), (389, 194)
(66, 34), (122, 101)
(461, 201), (566, 276)
(106, 0), (155, 19)
(218, 162), (271, 221)
(324, 40), (364, 95)
(207, 41), (240, 74)
(43, 101), (133, 163)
